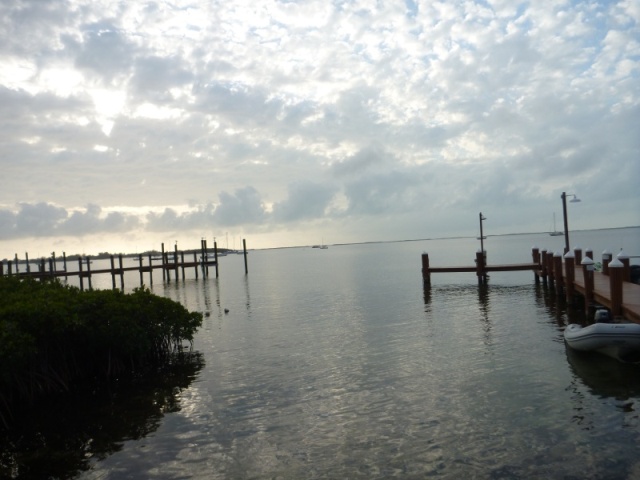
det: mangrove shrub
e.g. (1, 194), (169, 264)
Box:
(0, 277), (202, 428)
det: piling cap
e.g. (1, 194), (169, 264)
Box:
(617, 249), (629, 260)
(608, 257), (624, 268)
(554, 251), (563, 257)
(574, 246), (582, 251)
(602, 249), (611, 255)
(585, 247), (592, 253)
(564, 251), (575, 259)
(581, 257), (594, 265)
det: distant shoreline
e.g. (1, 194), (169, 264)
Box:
(259, 225), (640, 251)
(2, 226), (638, 261)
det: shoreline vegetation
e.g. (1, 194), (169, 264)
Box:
(0, 276), (203, 430)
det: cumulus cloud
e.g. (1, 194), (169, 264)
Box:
(0, 0), (637, 251)
(272, 181), (337, 222)
(213, 187), (266, 226)
(0, 203), (140, 240)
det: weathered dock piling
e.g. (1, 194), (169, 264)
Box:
(1, 238), (248, 291)
(422, 245), (640, 323)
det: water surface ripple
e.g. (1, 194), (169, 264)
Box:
(79, 230), (640, 479)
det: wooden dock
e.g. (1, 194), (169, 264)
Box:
(422, 246), (640, 324)
(421, 250), (538, 284)
(1, 239), (249, 290)
(569, 265), (640, 323)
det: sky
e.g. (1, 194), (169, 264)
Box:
(1, 0), (639, 258)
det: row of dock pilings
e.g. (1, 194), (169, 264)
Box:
(0, 237), (251, 291)
(532, 245), (630, 318)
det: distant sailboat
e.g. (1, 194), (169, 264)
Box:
(549, 213), (563, 236)
(312, 238), (329, 249)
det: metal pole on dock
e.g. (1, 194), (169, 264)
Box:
(479, 212), (486, 254)
(561, 192), (581, 254)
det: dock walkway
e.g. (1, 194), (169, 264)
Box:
(569, 266), (640, 323)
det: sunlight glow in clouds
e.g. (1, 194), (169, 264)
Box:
(0, 0), (638, 254)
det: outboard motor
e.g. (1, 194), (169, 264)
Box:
(594, 308), (611, 323)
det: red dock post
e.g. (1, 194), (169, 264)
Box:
(581, 256), (595, 312)
(475, 250), (487, 284)
(608, 257), (624, 317)
(546, 251), (555, 286)
(617, 250), (630, 282)
(602, 249), (612, 275)
(574, 247), (583, 266)
(422, 253), (430, 286)
(540, 249), (548, 284)
(564, 251), (575, 303)
(553, 252), (564, 295)
(532, 247), (540, 284)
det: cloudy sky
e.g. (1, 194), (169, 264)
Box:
(1, 0), (638, 256)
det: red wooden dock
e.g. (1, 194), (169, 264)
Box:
(422, 247), (640, 324)
(569, 265), (640, 323)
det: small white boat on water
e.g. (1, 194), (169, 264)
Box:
(564, 310), (640, 362)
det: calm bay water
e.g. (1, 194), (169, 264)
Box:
(18, 228), (640, 478)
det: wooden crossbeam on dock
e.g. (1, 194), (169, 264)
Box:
(421, 251), (538, 286)
(422, 246), (640, 324)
